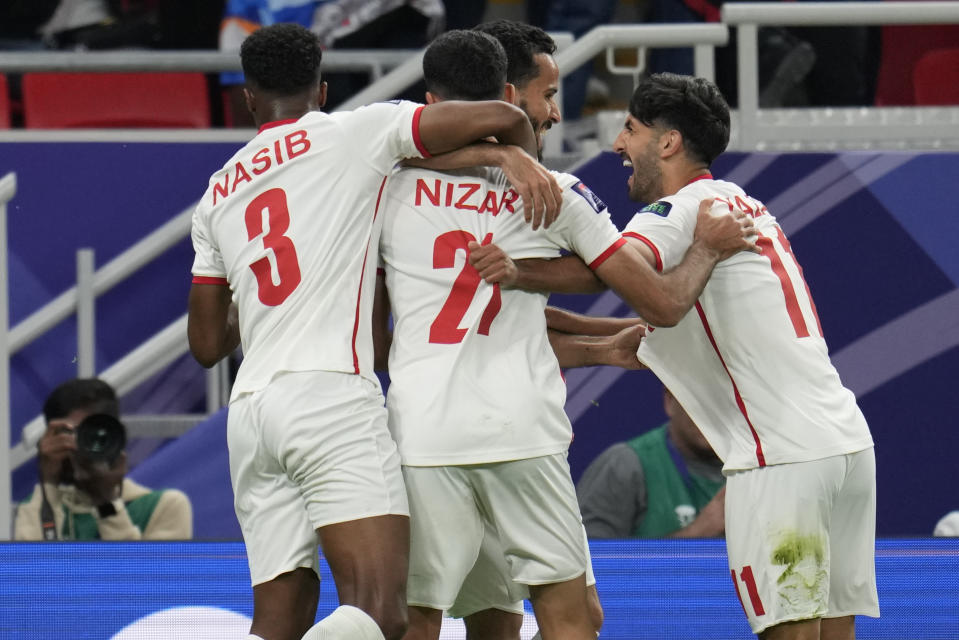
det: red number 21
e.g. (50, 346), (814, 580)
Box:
(429, 231), (501, 344)
(244, 188), (301, 306)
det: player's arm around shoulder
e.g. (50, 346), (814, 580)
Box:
(596, 198), (758, 327)
(417, 101), (559, 229)
(416, 99), (535, 158)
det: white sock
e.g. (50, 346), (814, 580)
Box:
(246, 636), (266, 640)
(300, 605), (385, 640)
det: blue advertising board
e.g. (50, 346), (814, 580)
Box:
(0, 539), (956, 639)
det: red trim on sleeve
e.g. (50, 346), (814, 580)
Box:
(622, 232), (663, 272)
(588, 238), (626, 270)
(695, 302), (766, 467)
(258, 118), (300, 134)
(411, 105), (431, 159)
(192, 276), (229, 286)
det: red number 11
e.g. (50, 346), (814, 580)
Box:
(731, 566), (766, 616)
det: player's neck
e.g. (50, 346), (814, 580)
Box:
(664, 165), (710, 197)
(254, 97), (317, 128)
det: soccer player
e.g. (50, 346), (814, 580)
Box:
(374, 29), (756, 640)
(186, 22), (557, 640)
(477, 72), (880, 640)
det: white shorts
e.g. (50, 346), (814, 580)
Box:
(724, 448), (879, 634)
(404, 454), (586, 612)
(228, 370), (408, 586)
(447, 524), (596, 619)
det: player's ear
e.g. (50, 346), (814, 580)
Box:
(425, 92), (438, 105)
(504, 83), (519, 106)
(661, 129), (683, 159)
(317, 81), (328, 109)
(242, 87), (255, 116)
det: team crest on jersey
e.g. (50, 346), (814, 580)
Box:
(571, 181), (606, 213)
(640, 200), (672, 217)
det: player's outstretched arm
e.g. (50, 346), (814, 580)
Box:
(187, 284), (239, 368)
(548, 323), (647, 370)
(416, 100), (558, 229)
(404, 142), (562, 230)
(546, 306), (642, 336)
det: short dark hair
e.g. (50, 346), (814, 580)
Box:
(240, 22), (322, 95)
(423, 29), (507, 101)
(628, 73), (730, 166)
(43, 378), (119, 423)
(473, 20), (556, 89)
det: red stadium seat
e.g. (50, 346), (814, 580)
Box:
(22, 72), (211, 128)
(0, 74), (10, 129)
(874, 18), (959, 106)
(913, 48), (959, 106)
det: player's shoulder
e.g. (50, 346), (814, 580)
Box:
(553, 171), (608, 214)
(641, 177), (732, 218)
(343, 99), (422, 121)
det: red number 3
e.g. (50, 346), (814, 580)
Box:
(244, 188), (301, 306)
(429, 231), (501, 344)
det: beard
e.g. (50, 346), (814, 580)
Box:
(521, 102), (548, 162)
(627, 148), (663, 204)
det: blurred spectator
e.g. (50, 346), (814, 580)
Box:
(934, 511), (959, 537)
(14, 378), (193, 541)
(577, 386), (725, 538)
(39, 0), (162, 50)
(648, 0), (877, 107)
(219, 0), (445, 125)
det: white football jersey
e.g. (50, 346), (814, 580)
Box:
(191, 101), (428, 400)
(380, 166), (624, 465)
(623, 176), (873, 472)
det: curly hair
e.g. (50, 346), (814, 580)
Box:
(629, 73), (731, 166)
(423, 29), (507, 101)
(473, 19), (556, 89)
(240, 22), (322, 95)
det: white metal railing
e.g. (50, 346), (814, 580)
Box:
(553, 23), (728, 83)
(722, 1), (959, 148)
(5, 199), (227, 459)
(0, 49), (415, 75)
(1, 172), (17, 539)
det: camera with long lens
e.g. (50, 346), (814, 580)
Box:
(74, 414), (127, 466)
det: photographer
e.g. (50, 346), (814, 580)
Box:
(14, 378), (192, 541)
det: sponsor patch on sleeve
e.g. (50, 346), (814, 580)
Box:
(640, 200), (672, 217)
(571, 181), (607, 213)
